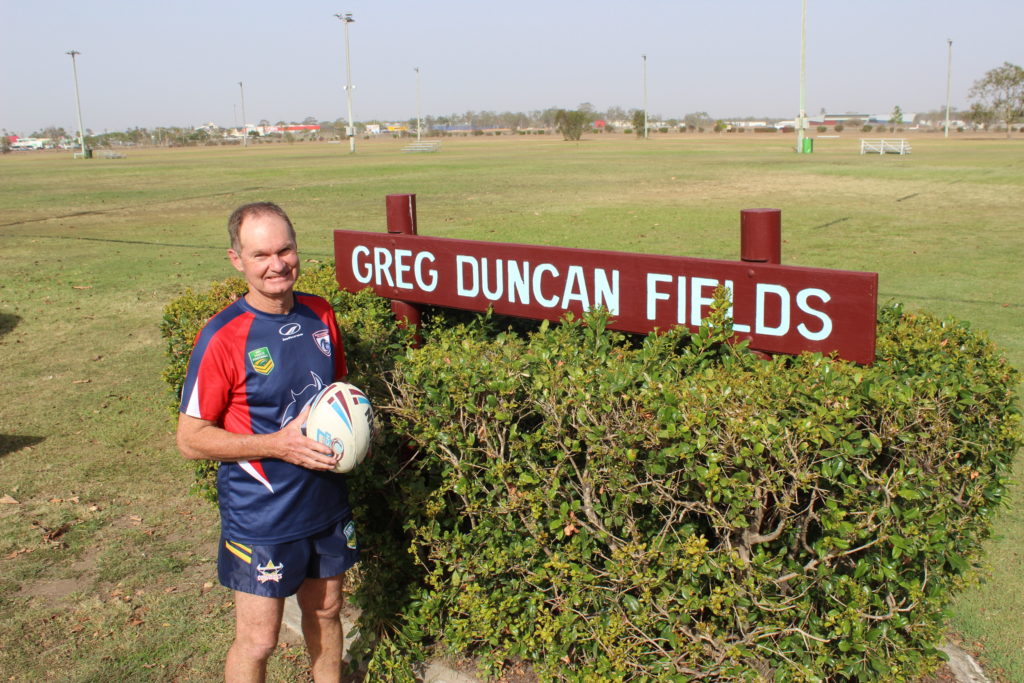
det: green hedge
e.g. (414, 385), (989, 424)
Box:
(162, 265), (1021, 681)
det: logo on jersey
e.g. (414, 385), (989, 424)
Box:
(257, 559), (284, 583)
(313, 329), (332, 357)
(279, 322), (303, 341)
(248, 347), (275, 375)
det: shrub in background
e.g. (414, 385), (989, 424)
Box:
(162, 271), (1021, 681)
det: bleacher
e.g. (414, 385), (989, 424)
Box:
(860, 138), (911, 155)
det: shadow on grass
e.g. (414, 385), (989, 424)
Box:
(0, 312), (20, 338)
(0, 435), (46, 458)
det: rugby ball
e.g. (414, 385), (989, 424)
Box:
(304, 381), (374, 474)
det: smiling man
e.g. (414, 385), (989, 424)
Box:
(176, 202), (356, 682)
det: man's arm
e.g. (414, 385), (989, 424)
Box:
(176, 404), (337, 471)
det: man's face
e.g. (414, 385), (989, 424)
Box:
(228, 212), (299, 304)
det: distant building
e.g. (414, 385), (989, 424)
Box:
(725, 121), (769, 129)
(10, 137), (52, 150)
(866, 112), (915, 125)
(802, 113), (916, 127)
(226, 123), (320, 138)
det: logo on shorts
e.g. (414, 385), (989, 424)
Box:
(343, 520), (357, 550)
(257, 559), (284, 583)
(313, 329), (332, 357)
(248, 347), (275, 375)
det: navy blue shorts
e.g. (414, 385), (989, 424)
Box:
(218, 516), (359, 598)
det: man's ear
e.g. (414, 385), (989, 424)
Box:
(228, 248), (244, 273)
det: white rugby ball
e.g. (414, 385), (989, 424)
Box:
(304, 381), (374, 474)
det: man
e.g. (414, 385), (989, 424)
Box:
(177, 202), (356, 682)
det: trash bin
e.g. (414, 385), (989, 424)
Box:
(802, 137), (813, 154)
(83, 148), (93, 159)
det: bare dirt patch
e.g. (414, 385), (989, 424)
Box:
(17, 543), (101, 603)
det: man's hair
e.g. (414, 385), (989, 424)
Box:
(227, 201), (296, 252)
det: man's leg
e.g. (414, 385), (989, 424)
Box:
(225, 590), (285, 683)
(296, 574), (346, 683)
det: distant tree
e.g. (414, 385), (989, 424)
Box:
(539, 108), (561, 130)
(554, 109), (590, 141)
(127, 127), (149, 144)
(966, 102), (995, 129)
(605, 105), (627, 123)
(631, 110), (646, 138)
(35, 126), (68, 141)
(683, 111), (713, 131)
(500, 111), (528, 132)
(969, 62), (1024, 137)
(889, 105), (903, 132)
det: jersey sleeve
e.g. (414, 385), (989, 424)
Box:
(179, 311), (250, 423)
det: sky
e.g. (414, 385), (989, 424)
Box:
(2, 0), (1022, 136)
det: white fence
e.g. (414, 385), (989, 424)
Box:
(860, 138), (912, 155)
(401, 141), (441, 153)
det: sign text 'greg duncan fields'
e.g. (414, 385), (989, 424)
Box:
(334, 231), (878, 364)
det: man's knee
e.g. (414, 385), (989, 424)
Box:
(296, 577), (344, 621)
(298, 593), (342, 621)
(231, 629), (280, 662)
(231, 591), (284, 662)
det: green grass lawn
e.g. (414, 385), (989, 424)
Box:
(1, 133), (1021, 680)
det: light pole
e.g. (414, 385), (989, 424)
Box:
(415, 67), (422, 142)
(66, 50), (87, 158)
(238, 81), (248, 148)
(642, 54), (648, 139)
(335, 12), (356, 153)
(944, 39), (953, 138)
(797, 0), (807, 153)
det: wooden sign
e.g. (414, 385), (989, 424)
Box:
(334, 229), (878, 364)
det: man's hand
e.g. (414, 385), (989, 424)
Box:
(270, 404), (337, 471)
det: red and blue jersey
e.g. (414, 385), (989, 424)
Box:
(179, 292), (350, 544)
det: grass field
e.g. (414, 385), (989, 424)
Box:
(1, 133), (1021, 681)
